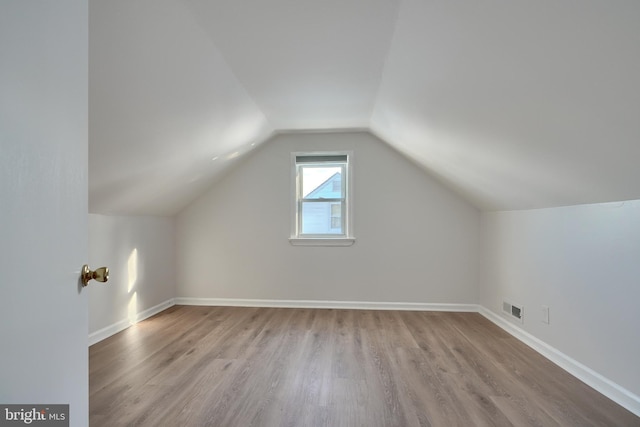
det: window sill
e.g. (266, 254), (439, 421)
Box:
(289, 237), (356, 247)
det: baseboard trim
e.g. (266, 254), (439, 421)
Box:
(174, 297), (478, 312)
(478, 305), (640, 417)
(136, 298), (176, 323)
(88, 319), (130, 347)
(88, 298), (176, 346)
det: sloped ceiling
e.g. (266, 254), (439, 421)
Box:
(90, 0), (640, 215)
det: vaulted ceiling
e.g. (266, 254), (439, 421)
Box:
(89, 0), (640, 215)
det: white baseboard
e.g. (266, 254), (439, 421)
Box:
(478, 306), (640, 417)
(88, 298), (175, 346)
(88, 319), (130, 347)
(174, 297), (479, 312)
(135, 298), (176, 323)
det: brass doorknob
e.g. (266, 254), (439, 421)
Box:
(81, 265), (109, 286)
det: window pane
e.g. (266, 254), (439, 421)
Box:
(301, 201), (343, 235)
(330, 203), (342, 229)
(331, 203), (342, 230)
(302, 166), (342, 199)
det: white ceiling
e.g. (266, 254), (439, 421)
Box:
(90, 0), (640, 215)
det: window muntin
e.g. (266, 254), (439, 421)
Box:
(293, 153), (351, 240)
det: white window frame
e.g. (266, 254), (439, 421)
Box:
(289, 151), (355, 246)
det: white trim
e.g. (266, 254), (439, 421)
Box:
(136, 298), (176, 323)
(88, 299), (175, 346)
(289, 237), (356, 246)
(174, 297), (478, 312)
(479, 306), (640, 417)
(88, 319), (130, 347)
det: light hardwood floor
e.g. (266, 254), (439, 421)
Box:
(90, 306), (639, 426)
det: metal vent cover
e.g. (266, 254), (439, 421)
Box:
(503, 300), (524, 323)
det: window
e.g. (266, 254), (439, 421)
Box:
(290, 152), (354, 246)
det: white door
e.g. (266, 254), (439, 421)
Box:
(0, 2), (89, 427)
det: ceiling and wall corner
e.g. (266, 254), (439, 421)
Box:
(370, 0), (640, 211)
(89, 0), (273, 215)
(89, 0), (640, 216)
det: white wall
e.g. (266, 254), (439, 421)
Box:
(480, 200), (640, 397)
(89, 215), (176, 336)
(176, 131), (480, 304)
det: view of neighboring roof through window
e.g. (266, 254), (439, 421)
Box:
(290, 153), (355, 246)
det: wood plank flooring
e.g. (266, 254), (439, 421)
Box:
(89, 306), (639, 426)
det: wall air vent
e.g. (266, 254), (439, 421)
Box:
(502, 300), (524, 323)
